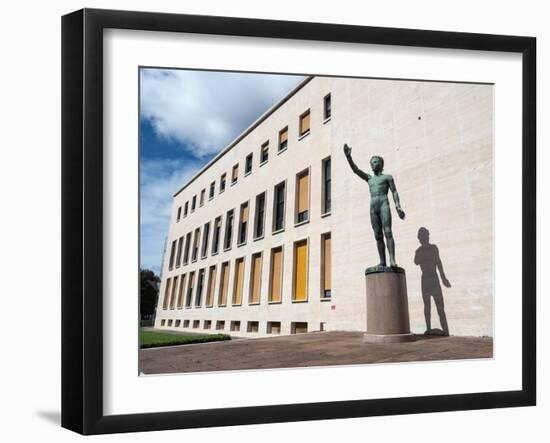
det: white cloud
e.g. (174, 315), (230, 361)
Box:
(140, 158), (199, 274)
(140, 69), (305, 158)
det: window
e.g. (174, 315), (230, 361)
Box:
(260, 141), (269, 164)
(185, 272), (195, 308)
(231, 164), (239, 184)
(273, 181), (286, 232)
(168, 240), (177, 270)
(267, 321), (281, 334)
(291, 322), (308, 334)
(269, 247), (283, 303)
(199, 189), (205, 206)
(220, 173), (226, 193)
(324, 93), (331, 120)
(183, 232), (191, 264)
(167, 319), (173, 327)
(209, 181), (215, 199)
(224, 209), (234, 250)
(204, 320), (212, 329)
(238, 202), (249, 245)
(191, 227), (200, 261)
(216, 320), (225, 330)
(211, 216), (221, 254)
(183, 319), (190, 328)
(230, 321), (241, 332)
(249, 252), (262, 304)
(201, 222), (210, 258)
(321, 233), (332, 299)
(218, 262), (230, 306)
(322, 157), (332, 214)
(191, 195), (197, 211)
(184, 201), (189, 217)
(160, 319), (166, 327)
(175, 319), (181, 327)
(253, 192), (266, 239)
(295, 169), (310, 224)
(175, 236), (184, 268)
(293, 239), (308, 302)
(169, 275), (178, 309)
(162, 278), (171, 310)
(193, 320), (200, 329)
(195, 268), (205, 307)
(206, 265), (217, 307)
(176, 274), (187, 309)
(299, 109), (311, 137)
(245, 153), (253, 175)
(177, 206), (182, 222)
(232, 257), (245, 305)
(247, 321), (259, 333)
(278, 126), (288, 152)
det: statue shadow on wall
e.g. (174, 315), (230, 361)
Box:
(414, 227), (451, 337)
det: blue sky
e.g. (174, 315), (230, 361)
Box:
(140, 69), (305, 275)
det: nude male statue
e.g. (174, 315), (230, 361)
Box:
(343, 144), (405, 268)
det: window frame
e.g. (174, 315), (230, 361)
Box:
(272, 180), (286, 234)
(295, 167), (311, 226)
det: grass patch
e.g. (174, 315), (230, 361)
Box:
(140, 329), (231, 349)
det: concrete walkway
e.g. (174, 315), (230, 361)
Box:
(139, 331), (492, 374)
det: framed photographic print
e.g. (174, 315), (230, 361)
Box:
(61, 8), (536, 435)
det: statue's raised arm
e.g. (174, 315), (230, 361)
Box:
(343, 144), (371, 182)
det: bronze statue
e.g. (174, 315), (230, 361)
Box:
(344, 144), (405, 268)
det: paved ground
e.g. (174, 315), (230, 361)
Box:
(139, 331), (493, 374)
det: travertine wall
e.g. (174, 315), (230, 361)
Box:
(153, 76), (493, 338)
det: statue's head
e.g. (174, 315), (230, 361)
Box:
(370, 155), (384, 173)
(418, 227), (430, 245)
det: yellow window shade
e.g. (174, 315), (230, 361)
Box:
(250, 254), (262, 304)
(298, 172), (309, 213)
(270, 248), (283, 302)
(323, 235), (332, 291)
(241, 204), (249, 223)
(233, 258), (245, 305)
(280, 128), (288, 143)
(219, 263), (229, 305)
(294, 241), (308, 301)
(300, 111), (310, 134)
(206, 267), (216, 306)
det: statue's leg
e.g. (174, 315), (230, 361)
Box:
(370, 207), (386, 267)
(434, 290), (449, 336)
(381, 200), (396, 266)
(422, 292), (431, 334)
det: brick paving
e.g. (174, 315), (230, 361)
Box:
(139, 331), (493, 374)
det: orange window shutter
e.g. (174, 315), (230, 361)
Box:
(298, 173), (309, 213)
(301, 112), (310, 133)
(163, 278), (171, 309)
(270, 249), (282, 302)
(234, 259), (244, 305)
(233, 165), (238, 181)
(294, 241), (308, 301)
(280, 128), (288, 143)
(241, 204), (249, 223)
(324, 235), (332, 290)
(207, 267), (216, 306)
(220, 263), (229, 305)
(251, 254), (262, 303)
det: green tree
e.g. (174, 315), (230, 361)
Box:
(140, 269), (160, 319)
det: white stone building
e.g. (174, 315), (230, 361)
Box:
(153, 75), (493, 338)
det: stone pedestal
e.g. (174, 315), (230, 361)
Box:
(363, 266), (414, 343)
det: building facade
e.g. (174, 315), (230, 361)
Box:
(153, 76), (494, 338)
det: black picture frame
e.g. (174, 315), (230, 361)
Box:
(61, 8), (536, 435)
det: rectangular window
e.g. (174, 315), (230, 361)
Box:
(191, 195), (197, 211)
(224, 209), (234, 250)
(231, 164), (239, 184)
(176, 274), (187, 309)
(167, 319), (173, 327)
(249, 252), (262, 304)
(160, 319), (166, 327)
(206, 265), (217, 307)
(175, 319), (181, 327)
(291, 322), (308, 334)
(322, 157), (332, 214)
(232, 258), (245, 305)
(238, 202), (249, 245)
(321, 233), (332, 299)
(299, 109), (311, 136)
(295, 169), (310, 224)
(247, 321), (259, 333)
(175, 236), (184, 268)
(324, 93), (331, 120)
(177, 206), (182, 222)
(293, 239), (308, 302)
(162, 278), (171, 310)
(230, 321), (241, 332)
(204, 320), (212, 330)
(168, 240), (177, 270)
(220, 173), (226, 193)
(278, 126), (288, 152)
(195, 268), (205, 307)
(199, 189), (205, 206)
(201, 222), (210, 258)
(185, 271), (195, 308)
(211, 216), (221, 254)
(191, 227), (200, 261)
(245, 153), (253, 175)
(169, 275), (178, 309)
(183, 319), (190, 328)
(216, 320), (225, 330)
(269, 246), (283, 303)
(209, 181), (215, 199)
(218, 262), (230, 306)
(267, 321), (281, 334)
(253, 192), (266, 239)
(183, 232), (191, 264)
(193, 320), (200, 329)
(273, 181), (286, 232)
(260, 141), (269, 163)
(184, 201), (189, 217)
